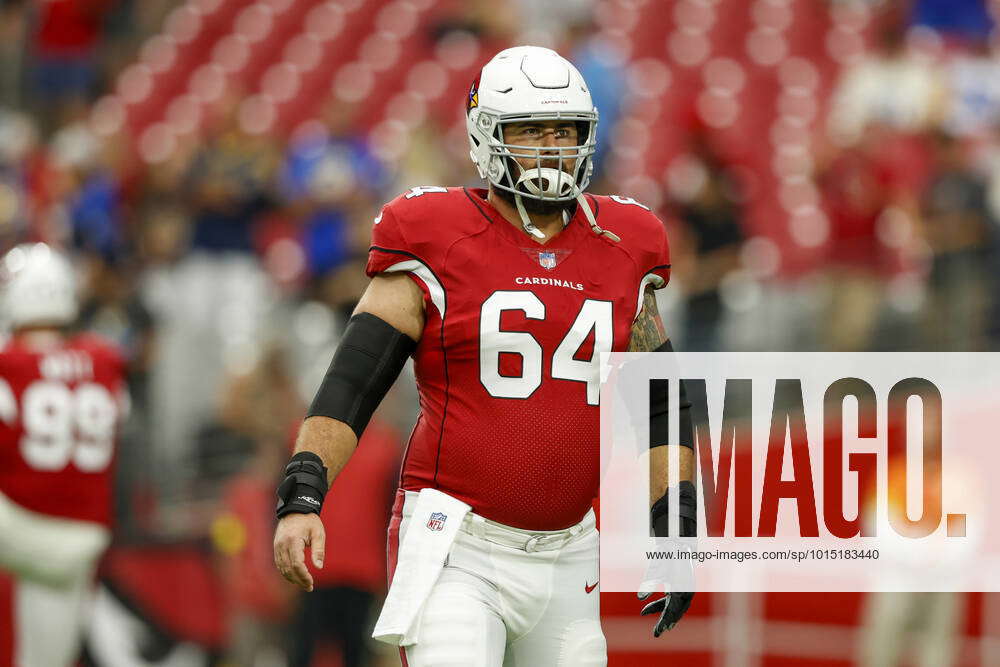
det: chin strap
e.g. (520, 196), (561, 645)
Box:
(577, 193), (621, 242)
(513, 190), (622, 243)
(514, 193), (547, 239)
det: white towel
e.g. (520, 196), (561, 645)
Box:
(372, 488), (471, 646)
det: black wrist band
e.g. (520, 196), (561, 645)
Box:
(650, 480), (697, 537)
(276, 452), (330, 519)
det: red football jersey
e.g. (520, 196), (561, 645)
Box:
(367, 187), (671, 530)
(0, 333), (127, 526)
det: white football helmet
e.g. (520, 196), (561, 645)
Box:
(467, 46), (607, 238)
(1, 243), (77, 330)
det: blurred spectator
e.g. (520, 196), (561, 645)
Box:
(429, 0), (519, 45)
(213, 433), (295, 667)
(273, 101), (388, 293)
(137, 203), (189, 267)
(817, 126), (897, 351)
(291, 419), (401, 667)
(46, 121), (126, 257)
(860, 591), (964, 667)
(0, 110), (37, 246)
(669, 143), (744, 351)
(514, 0), (591, 46)
(218, 342), (305, 449)
(390, 118), (479, 194)
(74, 250), (159, 539)
(567, 19), (626, 176)
(76, 251), (155, 400)
(292, 161), (364, 281)
(941, 41), (1000, 138)
(199, 343), (308, 664)
(85, 546), (226, 665)
(0, 1), (27, 106)
(911, 0), (994, 44)
(99, 0), (168, 81)
(314, 256), (371, 324)
(919, 132), (994, 350)
(27, 0), (117, 130)
(183, 96), (278, 255)
(189, 341), (305, 497)
(279, 257), (375, 414)
(281, 101), (387, 204)
(827, 20), (947, 146)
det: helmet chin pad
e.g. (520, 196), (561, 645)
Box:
(514, 167), (579, 200)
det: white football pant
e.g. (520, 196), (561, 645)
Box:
(0, 491), (109, 667)
(391, 491), (607, 667)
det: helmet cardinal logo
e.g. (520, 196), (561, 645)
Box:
(467, 74), (480, 115)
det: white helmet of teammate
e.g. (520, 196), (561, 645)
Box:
(466, 46), (598, 206)
(1, 243), (77, 330)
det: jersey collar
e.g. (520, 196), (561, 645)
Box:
(463, 188), (591, 250)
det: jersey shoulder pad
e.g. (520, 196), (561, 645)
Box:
(368, 187), (485, 275)
(591, 194), (671, 285)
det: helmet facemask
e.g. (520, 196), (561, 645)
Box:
(482, 112), (597, 205)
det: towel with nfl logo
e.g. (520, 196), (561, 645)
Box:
(372, 488), (471, 646)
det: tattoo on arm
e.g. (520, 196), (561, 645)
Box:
(628, 286), (667, 352)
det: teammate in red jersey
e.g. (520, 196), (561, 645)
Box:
(0, 243), (128, 667)
(274, 46), (695, 664)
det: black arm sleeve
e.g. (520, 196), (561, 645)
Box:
(307, 312), (417, 439)
(649, 340), (694, 450)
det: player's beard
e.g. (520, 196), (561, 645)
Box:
(496, 158), (578, 217)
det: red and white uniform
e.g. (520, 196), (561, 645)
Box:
(368, 187), (670, 531)
(368, 187), (670, 666)
(0, 333), (127, 667)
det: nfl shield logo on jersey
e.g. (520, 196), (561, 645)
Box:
(539, 252), (557, 269)
(426, 512), (447, 532)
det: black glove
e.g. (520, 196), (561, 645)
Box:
(639, 479), (697, 637)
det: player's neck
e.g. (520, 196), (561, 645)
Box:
(487, 189), (565, 243)
(13, 327), (65, 349)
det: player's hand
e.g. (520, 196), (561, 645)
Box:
(642, 480), (698, 636)
(637, 537), (696, 636)
(637, 588), (695, 637)
(273, 512), (325, 592)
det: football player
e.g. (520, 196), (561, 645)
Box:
(273, 46), (695, 665)
(0, 244), (128, 666)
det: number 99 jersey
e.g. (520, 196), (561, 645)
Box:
(0, 333), (127, 527)
(367, 187), (671, 530)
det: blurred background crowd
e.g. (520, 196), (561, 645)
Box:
(2, 0), (1000, 665)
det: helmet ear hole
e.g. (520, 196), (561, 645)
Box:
(489, 158), (507, 183)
